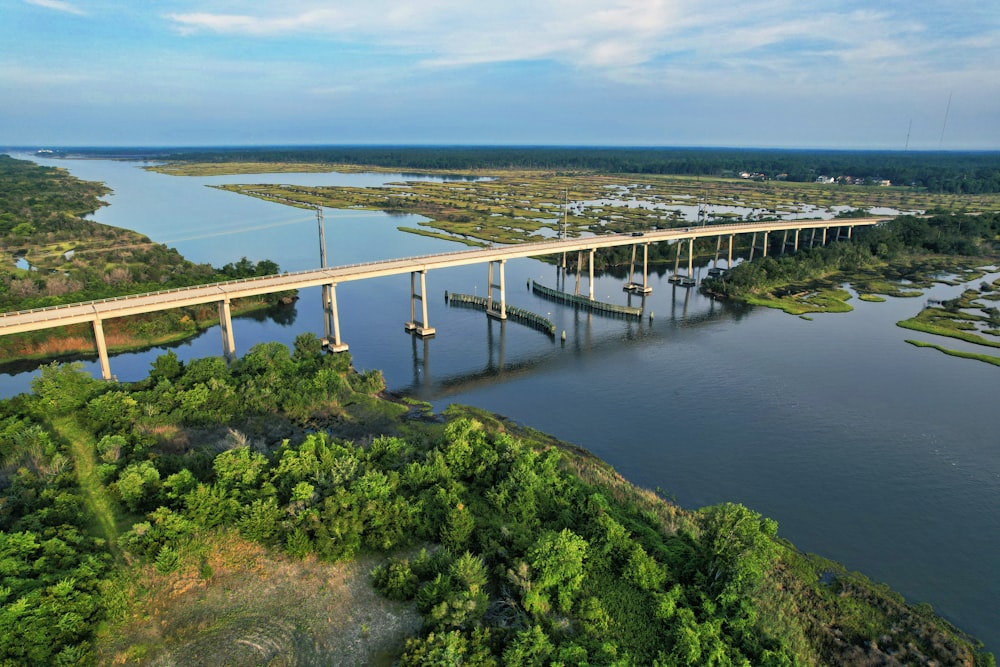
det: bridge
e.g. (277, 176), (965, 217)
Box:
(0, 217), (888, 380)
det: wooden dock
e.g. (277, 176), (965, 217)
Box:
(531, 281), (642, 319)
(447, 292), (556, 336)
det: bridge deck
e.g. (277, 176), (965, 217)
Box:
(0, 217), (886, 336)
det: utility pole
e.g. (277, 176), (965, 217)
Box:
(317, 207), (328, 269)
(317, 207), (333, 344)
(561, 189), (568, 271)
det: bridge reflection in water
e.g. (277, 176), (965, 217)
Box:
(0, 217), (883, 380)
(402, 271), (749, 402)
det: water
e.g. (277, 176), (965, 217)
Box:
(3, 154), (998, 652)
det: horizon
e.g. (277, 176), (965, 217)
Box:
(4, 1), (999, 150)
(7, 144), (1000, 155)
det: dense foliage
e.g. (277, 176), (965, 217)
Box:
(0, 155), (286, 313)
(0, 336), (992, 665)
(54, 146), (1000, 193)
(0, 155), (288, 366)
(704, 212), (1000, 298)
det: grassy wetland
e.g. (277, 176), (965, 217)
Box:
(188, 165), (1000, 248)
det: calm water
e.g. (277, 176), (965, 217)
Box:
(4, 155), (999, 652)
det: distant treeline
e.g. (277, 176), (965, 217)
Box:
(50, 145), (1000, 193)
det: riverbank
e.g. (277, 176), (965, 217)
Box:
(4, 342), (991, 665)
(0, 295), (292, 372)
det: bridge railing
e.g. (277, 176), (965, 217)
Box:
(1, 217), (886, 321)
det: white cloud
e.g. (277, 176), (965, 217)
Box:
(161, 0), (962, 81)
(25, 0), (86, 15)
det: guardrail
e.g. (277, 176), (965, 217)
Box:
(1, 216), (886, 323)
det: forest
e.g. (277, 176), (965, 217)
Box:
(0, 338), (994, 665)
(0, 155), (286, 364)
(702, 212), (1000, 299)
(48, 145), (1000, 194)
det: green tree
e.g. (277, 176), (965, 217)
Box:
(114, 461), (161, 512)
(527, 528), (588, 614)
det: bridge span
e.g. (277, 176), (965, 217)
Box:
(0, 217), (888, 380)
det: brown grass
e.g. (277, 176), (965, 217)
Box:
(97, 530), (421, 666)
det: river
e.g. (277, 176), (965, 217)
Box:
(3, 154), (999, 652)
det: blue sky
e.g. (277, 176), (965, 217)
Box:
(3, 0), (998, 149)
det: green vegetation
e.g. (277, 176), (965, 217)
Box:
(896, 282), (1000, 362)
(0, 338), (993, 665)
(101, 145), (1000, 194)
(208, 170), (1000, 252)
(0, 155), (289, 366)
(705, 212), (1000, 314)
(745, 288), (854, 315)
(905, 339), (1000, 367)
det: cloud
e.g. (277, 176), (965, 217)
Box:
(161, 0), (969, 82)
(25, 0), (85, 15)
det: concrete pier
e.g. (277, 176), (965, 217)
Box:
(486, 259), (507, 320)
(624, 243), (653, 294)
(322, 283), (348, 352)
(92, 316), (112, 380)
(405, 270), (436, 337)
(218, 298), (236, 361)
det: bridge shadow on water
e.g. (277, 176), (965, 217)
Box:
(399, 285), (752, 401)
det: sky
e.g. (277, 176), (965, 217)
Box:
(2, 0), (999, 150)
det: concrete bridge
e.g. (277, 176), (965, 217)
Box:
(0, 217), (888, 379)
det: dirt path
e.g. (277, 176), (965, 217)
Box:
(51, 415), (121, 556)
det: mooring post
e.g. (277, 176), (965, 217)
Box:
(218, 297), (236, 361)
(92, 316), (112, 381)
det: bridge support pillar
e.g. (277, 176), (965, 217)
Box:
(405, 270), (435, 337)
(809, 228), (816, 248)
(749, 232), (757, 261)
(218, 298), (236, 361)
(669, 237), (696, 286)
(574, 251), (583, 296)
(625, 244), (637, 289)
(589, 249), (595, 300)
(487, 259), (507, 320)
(322, 283), (348, 352)
(762, 231), (769, 257)
(781, 229), (788, 254)
(92, 317), (112, 381)
(642, 243), (651, 292)
(822, 227), (828, 245)
(794, 228), (800, 251)
(728, 234), (734, 267)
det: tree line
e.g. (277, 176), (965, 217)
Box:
(55, 146), (1000, 194)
